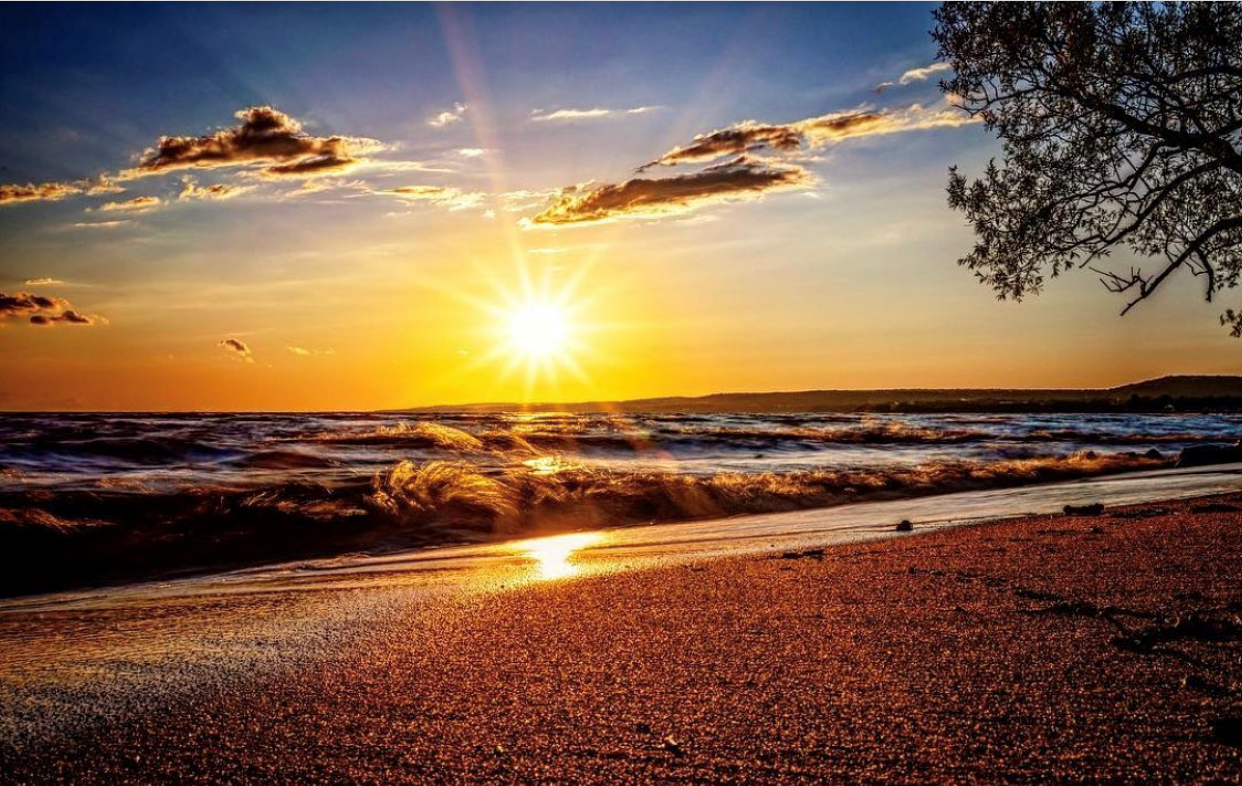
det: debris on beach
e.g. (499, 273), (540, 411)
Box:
(895, 519), (914, 532)
(1064, 503), (1105, 516)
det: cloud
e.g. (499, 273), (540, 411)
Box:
(123, 106), (383, 181)
(500, 188), (564, 213)
(1, 291), (100, 327)
(898, 62), (952, 86)
(179, 178), (254, 201)
(0, 181), (82, 206)
(640, 105), (975, 170)
(97, 195), (162, 213)
(82, 176), (125, 195)
(218, 337), (254, 362)
(428, 103), (468, 128)
(24, 278), (64, 286)
(529, 156), (811, 227)
(530, 105), (664, 122)
(72, 220), (133, 230)
(456, 148), (486, 158)
(30, 310), (95, 327)
(1, 291), (69, 319)
(286, 346), (333, 357)
(383, 185), (486, 211)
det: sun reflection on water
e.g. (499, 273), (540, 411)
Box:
(519, 532), (605, 580)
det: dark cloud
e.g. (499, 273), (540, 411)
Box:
(1, 291), (99, 327)
(530, 157), (811, 226)
(0, 292), (68, 318)
(30, 310), (94, 326)
(218, 337), (254, 362)
(125, 106), (382, 180)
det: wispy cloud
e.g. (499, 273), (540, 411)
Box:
(218, 337), (254, 363)
(456, 148), (487, 158)
(383, 185), (486, 211)
(179, 178), (254, 201)
(428, 102), (468, 128)
(530, 105), (664, 123)
(877, 62), (953, 92)
(24, 278), (64, 286)
(529, 157), (811, 227)
(287, 345), (334, 357)
(640, 105), (972, 170)
(96, 195), (162, 213)
(72, 220), (133, 230)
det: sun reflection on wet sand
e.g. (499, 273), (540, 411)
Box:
(518, 532), (605, 580)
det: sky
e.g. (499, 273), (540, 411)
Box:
(0, 2), (1235, 411)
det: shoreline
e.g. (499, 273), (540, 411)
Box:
(2, 492), (1241, 780)
(4, 455), (1234, 600)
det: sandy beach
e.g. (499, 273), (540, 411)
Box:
(2, 492), (1240, 783)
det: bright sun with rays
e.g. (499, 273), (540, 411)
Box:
(507, 302), (570, 359)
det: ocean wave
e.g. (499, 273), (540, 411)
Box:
(366, 451), (1167, 533)
(0, 447), (1184, 596)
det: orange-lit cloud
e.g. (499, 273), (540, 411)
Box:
(383, 185), (486, 211)
(218, 337), (254, 362)
(30, 309), (96, 327)
(530, 157), (810, 227)
(82, 176), (126, 195)
(178, 178), (254, 201)
(530, 105), (663, 122)
(24, 278), (64, 286)
(0, 181), (82, 206)
(123, 106), (383, 180)
(1, 291), (101, 327)
(640, 105), (972, 170)
(97, 195), (162, 213)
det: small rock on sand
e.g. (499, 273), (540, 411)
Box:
(1210, 717), (1242, 747)
(1064, 503), (1105, 516)
(895, 520), (914, 532)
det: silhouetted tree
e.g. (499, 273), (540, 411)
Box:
(932, 2), (1242, 334)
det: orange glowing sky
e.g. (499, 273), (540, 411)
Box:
(0, 4), (1235, 411)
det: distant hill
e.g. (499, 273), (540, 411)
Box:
(403, 375), (1242, 414)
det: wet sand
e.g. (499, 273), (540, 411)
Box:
(3, 495), (1241, 782)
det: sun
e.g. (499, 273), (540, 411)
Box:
(422, 248), (619, 401)
(507, 302), (569, 359)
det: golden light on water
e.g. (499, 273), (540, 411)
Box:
(520, 532), (604, 580)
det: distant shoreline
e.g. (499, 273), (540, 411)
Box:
(399, 375), (1242, 414)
